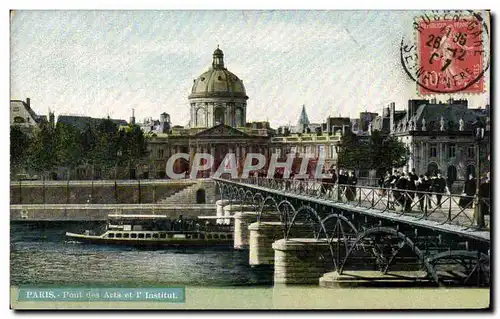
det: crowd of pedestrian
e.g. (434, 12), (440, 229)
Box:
(318, 166), (490, 215)
(376, 169), (449, 212)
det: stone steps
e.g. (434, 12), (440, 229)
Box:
(157, 184), (201, 204)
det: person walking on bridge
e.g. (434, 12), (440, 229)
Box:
(394, 172), (407, 208)
(405, 173), (417, 212)
(346, 170), (357, 201)
(431, 172), (449, 208)
(459, 174), (476, 209)
(338, 169), (348, 199)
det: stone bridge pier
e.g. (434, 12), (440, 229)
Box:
(248, 221), (313, 267)
(215, 199), (233, 224)
(233, 211), (258, 250)
(273, 239), (335, 285)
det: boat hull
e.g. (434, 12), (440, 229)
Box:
(65, 232), (233, 248)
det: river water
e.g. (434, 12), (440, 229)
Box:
(10, 221), (274, 287)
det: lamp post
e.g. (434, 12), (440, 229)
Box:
(474, 126), (485, 229)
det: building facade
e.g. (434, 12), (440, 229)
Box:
(372, 99), (490, 190)
(141, 47), (271, 178)
(10, 98), (52, 133)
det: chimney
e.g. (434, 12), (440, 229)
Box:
(130, 108), (136, 125)
(26, 98), (30, 108)
(389, 102), (395, 133)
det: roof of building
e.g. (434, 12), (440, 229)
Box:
(390, 100), (488, 132)
(10, 100), (44, 124)
(189, 47), (247, 99)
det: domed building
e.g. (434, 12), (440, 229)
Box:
(189, 47), (248, 128)
(141, 47), (273, 180)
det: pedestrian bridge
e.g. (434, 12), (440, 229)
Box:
(213, 177), (490, 287)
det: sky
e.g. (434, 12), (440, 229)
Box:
(10, 10), (490, 128)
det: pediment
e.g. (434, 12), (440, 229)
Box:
(194, 124), (249, 138)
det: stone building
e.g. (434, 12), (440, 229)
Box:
(271, 108), (353, 169)
(10, 98), (52, 133)
(372, 99), (490, 189)
(142, 47), (271, 178)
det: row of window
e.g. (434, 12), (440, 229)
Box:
(106, 232), (232, 240)
(429, 144), (475, 158)
(275, 145), (335, 158)
(194, 107), (245, 127)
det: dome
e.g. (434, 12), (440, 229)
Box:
(189, 47), (248, 100)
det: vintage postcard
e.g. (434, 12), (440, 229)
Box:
(9, 9), (490, 310)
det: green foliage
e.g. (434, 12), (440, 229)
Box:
(26, 122), (56, 173)
(11, 118), (149, 179)
(10, 126), (30, 171)
(54, 123), (81, 168)
(337, 131), (372, 170)
(337, 130), (410, 173)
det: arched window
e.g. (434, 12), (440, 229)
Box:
(196, 189), (206, 204)
(196, 108), (206, 127)
(214, 108), (225, 125)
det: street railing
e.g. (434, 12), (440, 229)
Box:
(223, 177), (490, 230)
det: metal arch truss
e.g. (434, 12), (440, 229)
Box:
(426, 250), (490, 286)
(338, 226), (437, 283)
(216, 180), (490, 287)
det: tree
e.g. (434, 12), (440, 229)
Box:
(10, 126), (30, 173)
(91, 118), (120, 177)
(370, 133), (410, 176)
(26, 122), (56, 175)
(124, 124), (148, 165)
(54, 123), (81, 170)
(337, 131), (371, 170)
(337, 130), (410, 174)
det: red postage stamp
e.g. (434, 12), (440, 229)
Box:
(416, 17), (485, 94)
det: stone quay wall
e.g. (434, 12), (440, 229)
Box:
(10, 179), (216, 205)
(10, 204), (217, 221)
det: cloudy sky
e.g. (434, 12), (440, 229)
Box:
(10, 10), (490, 127)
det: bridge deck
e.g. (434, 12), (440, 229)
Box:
(217, 179), (490, 243)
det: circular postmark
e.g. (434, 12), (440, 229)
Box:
(400, 10), (490, 94)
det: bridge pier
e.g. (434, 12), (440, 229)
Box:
(248, 221), (314, 266)
(233, 211), (258, 249)
(248, 222), (284, 266)
(215, 199), (240, 224)
(272, 239), (334, 285)
(222, 204), (252, 225)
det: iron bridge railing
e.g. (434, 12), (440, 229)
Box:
(221, 177), (490, 230)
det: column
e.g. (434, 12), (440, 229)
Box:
(236, 144), (241, 161)
(189, 145), (195, 176)
(211, 144), (216, 174)
(241, 146), (247, 160)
